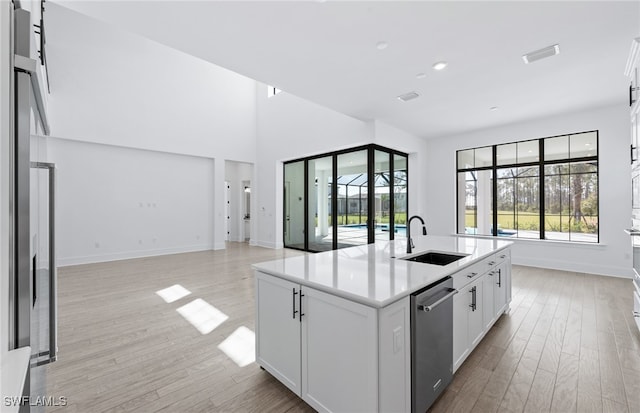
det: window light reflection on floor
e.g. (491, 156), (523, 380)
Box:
(218, 326), (256, 367)
(176, 299), (228, 334)
(156, 284), (191, 303)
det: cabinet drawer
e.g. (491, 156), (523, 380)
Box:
(495, 249), (510, 264)
(453, 255), (496, 289)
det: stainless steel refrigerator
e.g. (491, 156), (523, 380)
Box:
(9, 3), (56, 412)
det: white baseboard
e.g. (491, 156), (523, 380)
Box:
(58, 244), (214, 267)
(214, 242), (226, 250)
(513, 256), (633, 279)
(256, 240), (283, 249)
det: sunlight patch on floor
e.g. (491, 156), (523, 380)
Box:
(156, 284), (191, 303)
(176, 298), (228, 334)
(218, 326), (256, 367)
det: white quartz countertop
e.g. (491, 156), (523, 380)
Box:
(253, 235), (512, 308)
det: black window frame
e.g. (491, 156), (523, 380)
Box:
(456, 130), (599, 243)
(283, 144), (409, 252)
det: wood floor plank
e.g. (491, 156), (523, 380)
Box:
(598, 346), (627, 403)
(577, 347), (603, 413)
(602, 398), (629, 413)
(498, 347), (541, 412)
(523, 368), (555, 413)
(446, 366), (492, 412)
(621, 367), (640, 412)
(550, 351), (579, 412)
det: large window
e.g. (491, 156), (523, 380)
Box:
(284, 144), (408, 252)
(457, 131), (598, 243)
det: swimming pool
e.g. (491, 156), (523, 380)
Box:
(341, 223), (407, 236)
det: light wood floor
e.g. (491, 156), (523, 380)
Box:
(430, 265), (640, 413)
(45, 243), (640, 412)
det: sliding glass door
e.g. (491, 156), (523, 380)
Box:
(284, 145), (408, 253)
(284, 161), (305, 249)
(337, 150), (369, 248)
(307, 156), (333, 252)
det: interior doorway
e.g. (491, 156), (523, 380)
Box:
(224, 161), (254, 243)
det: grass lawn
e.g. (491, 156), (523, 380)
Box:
(317, 212), (408, 226)
(465, 211), (597, 233)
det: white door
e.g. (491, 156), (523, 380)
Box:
(255, 272), (301, 395)
(224, 181), (230, 241)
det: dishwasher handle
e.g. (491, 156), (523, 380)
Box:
(417, 288), (458, 312)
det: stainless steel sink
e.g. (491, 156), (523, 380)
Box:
(401, 251), (468, 266)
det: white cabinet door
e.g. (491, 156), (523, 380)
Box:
(483, 270), (496, 330)
(453, 288), (469, 372)
(453, 277), (484, 370)
(255, 272), (302, 395)
(301, 286), (378, 413)
(468, 278), (484, 347)
(494, 261), (508, 317)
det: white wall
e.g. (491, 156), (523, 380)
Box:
(373, 120), (429, 226)
(425, 104), (632, 277)
(46, 3), (257, 162)
(44, 3), (259, 262)
(255, 83), (375, 248)
(49, 138), (215, 266)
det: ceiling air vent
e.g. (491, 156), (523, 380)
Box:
(397, 91), (420, 102)
(522, 44), (560, 64)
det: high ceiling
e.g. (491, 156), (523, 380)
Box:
(54, 1), (640, 139)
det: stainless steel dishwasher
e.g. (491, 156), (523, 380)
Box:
(411, 276), (457, 413)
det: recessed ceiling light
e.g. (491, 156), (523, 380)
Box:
(490, 106), (499, 111)
(376, 41), (388, 50)
(416, 73), (427, 79)
(397, 91), (420, 102)
(585, 143), (591, 146)
(432, 61), (448, 71)
(522, 44), (560, 64)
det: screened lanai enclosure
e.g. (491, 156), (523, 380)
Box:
(284, 145), (408, 252)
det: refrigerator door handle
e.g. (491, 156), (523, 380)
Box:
(30, 162), (57, 365)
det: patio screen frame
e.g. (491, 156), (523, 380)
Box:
(283, 144), (409, 252)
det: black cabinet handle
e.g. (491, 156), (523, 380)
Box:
(497, 269), (502, 288)
(299, 290), (305, 322)
(292, 288), (298, 319)
(632, 145), (637, 164)
(469, 286), (477, 311)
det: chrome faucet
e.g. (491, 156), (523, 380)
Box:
(407, 215), (427, 254)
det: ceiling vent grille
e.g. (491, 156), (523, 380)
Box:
(522, 44), (560, 64)
(397, 91), (420, 102)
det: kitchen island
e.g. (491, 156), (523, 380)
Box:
(253, 235), (512, 413)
